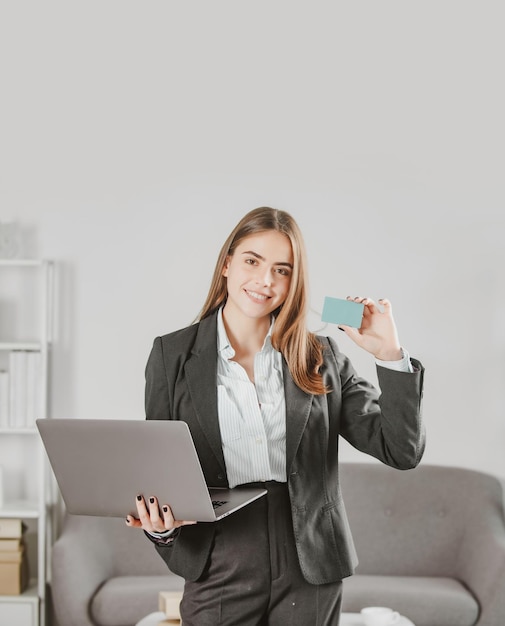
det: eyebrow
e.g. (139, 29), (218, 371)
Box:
(241, 250), (293, 269)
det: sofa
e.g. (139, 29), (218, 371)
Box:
(50, 463), (505, 626)
(339, 463), (505, 626)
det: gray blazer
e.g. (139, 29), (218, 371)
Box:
(145, 311), (425, 584)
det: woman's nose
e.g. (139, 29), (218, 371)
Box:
(258, 268), (273, 286)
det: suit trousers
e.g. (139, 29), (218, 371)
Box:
(180, 481), (343, 626)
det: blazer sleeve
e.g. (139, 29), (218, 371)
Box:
(325, 336), (425, 469)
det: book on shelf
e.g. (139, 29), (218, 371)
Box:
(0, 518), (26, 539)
(0, 370), (8, 428)
(8, 351), (26, 427)
(7, 350), (43, 428)
(25, 350), (42, 425)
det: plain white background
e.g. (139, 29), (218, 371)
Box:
(1, 2), (504, 479)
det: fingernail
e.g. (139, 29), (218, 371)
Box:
(137, 495), (142, 501)
(163, 506), (168, 513)
(149, 497), (155, 504)
(125, 517), (130, 524)
(338, 327), (345, 332)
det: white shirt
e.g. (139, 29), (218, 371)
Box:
(217, 308), (286, 488)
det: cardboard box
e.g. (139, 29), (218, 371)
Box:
(158, 591), (182, 622)
(0, 519), (25, 539)
(0, 538), (23, 551)
(0, 545), (29, 595)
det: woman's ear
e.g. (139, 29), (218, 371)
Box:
(222, 255), (230, 277)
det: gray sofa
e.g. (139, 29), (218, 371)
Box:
(50, 463), (505, 626)
(339, 463), (505, 626)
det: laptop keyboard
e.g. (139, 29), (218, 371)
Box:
(212, 500), (228, 509)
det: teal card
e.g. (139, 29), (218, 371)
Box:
(321, 297), (364, 328)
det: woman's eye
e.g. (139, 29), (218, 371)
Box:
(245, 258), (257, 266)
(276, 268), (290, 276)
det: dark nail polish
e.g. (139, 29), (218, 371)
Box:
(149, 497), (155, 504)
(163, 506), (168, 513)
(125, 517), (130, 523)
(137, 495), (142, 501)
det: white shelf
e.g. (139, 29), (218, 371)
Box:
(0, 501), (39, 519)
(0, 343), (43, 351)
(0, 259), (53, 626)
(0, 428), (38, 435)
(0, 259), (45, 267)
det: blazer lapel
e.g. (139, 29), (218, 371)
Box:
(284, 359), (313, 474)
(184, 314), (227, 474)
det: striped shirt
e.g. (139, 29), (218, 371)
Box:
(217, 308), (286, 488)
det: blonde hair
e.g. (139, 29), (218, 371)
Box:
(198, 207), (328, 395)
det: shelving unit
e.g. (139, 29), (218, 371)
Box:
(0, 259), (54, 626)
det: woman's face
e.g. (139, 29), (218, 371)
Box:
(222, 230), (293, 322)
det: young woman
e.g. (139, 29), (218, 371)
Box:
(126, 207), (425, 626)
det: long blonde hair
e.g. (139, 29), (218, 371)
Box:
(198, 207), (328, 395)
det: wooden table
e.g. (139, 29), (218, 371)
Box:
(136, 611), (416, 626)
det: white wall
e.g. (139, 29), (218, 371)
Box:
(1, 2), (504, 478)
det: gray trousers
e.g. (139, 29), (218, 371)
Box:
(180, 481), (343, 626)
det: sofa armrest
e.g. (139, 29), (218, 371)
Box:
(455, 483), (505, 625)
(51, 515), (118, 626)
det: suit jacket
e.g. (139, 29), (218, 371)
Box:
(145, 311), (425, 584)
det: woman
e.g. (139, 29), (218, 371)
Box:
(126, 207), (425, 626)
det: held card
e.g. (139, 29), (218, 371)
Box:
(321, 297), (364, 328)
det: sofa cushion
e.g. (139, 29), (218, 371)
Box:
(342, 575), (480, 626)
(90, 575), (184, 626)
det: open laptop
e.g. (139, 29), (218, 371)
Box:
(36, 418), (267, 522)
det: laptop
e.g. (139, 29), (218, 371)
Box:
(36, 418), (267, 522)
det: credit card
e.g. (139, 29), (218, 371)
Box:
(321, 297), (364, 328)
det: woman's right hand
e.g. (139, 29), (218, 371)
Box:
(125, 494), (197, 532)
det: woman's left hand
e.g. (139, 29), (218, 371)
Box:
(338, 297), (403, 361)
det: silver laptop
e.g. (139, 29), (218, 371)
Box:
(36, 418), (267, 522)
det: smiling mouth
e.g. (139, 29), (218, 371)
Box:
(245, 290), (271, 301)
